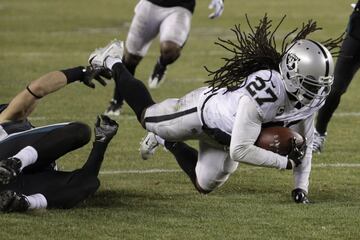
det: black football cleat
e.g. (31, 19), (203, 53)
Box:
(292, 188), (311, 204)
(0, 190), (29, 213)
(0, 157), (21, 185)
(104, 99), (123, 117)
(148, 60), (167, 89)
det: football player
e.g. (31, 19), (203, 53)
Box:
(90, 16), (340, 203)
(105, 0), (224, 116)
(313, 2), (360, 152)
(0, 66), (118, 212)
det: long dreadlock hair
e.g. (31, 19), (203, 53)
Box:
(204, 14), (343, 92)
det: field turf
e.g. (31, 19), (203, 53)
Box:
(0, 0), (359, 239)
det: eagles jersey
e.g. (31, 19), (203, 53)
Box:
(147, 0), (196, 13)
(200, 69), (322, 134)
(0, 104), (34, 141)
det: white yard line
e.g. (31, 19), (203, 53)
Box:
(99, 163), (360, 175)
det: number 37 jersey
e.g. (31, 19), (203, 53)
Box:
(199, 69), (323, 134)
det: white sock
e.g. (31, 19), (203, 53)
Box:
(105, 56), (122, 69)
(13, 146), (38, 171)
(155, 135), (165, 146)
(25, 193), (48, 210)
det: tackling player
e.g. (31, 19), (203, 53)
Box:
(0, 66), (118, 212)
(90, 16), (341, 203)
(313, 2), (360, 152)
(105, 0), (224, 116)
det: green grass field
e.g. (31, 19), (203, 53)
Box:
(1, 0), (360, 239)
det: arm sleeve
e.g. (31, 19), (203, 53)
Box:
(289, 115), (315, 193)
(229, 95), (289, 169)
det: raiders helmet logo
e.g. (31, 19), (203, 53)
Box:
(286, 53), (300, 71)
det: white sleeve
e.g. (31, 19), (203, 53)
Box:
(289, 115), (315, 193)
(229, 95), (289, 169)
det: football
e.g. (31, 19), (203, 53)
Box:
(255, 126), (305, 156)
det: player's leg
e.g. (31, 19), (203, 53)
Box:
(150, 139), (238, 194)
(0, 170), (100, 212)
(92, 41), (203, 129)
(143, 87), (205, 140)
(148, 6), (192, 88)
(25, 122), (91, 172)
(0, 116), (118, 212)
(139, 132), (202, 192)
(165, 141), (199, 187)
(111, 62), (156, 124)
(314, 35), (360, 152)
(195, 140), (239, 193)
(0, 122), (91, 183)
(105, 0), (161, 116)
(139, 134), (238, 194)
(139, 87), (206, 160)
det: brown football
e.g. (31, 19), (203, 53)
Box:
(255, 126), (305, 156)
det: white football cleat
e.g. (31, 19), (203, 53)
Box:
(312, 130), (327, 153)
(139, 132), (160, 160)
(88, 40), (124, 69)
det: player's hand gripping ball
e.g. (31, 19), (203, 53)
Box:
(255, 127), (305, 156)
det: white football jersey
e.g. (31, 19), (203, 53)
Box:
(199, 69), (322, 133)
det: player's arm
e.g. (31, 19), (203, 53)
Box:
(0, 71), (68, 122)
(229, 95), (290, 169)
(0, 66), (108, 122)
(289, 116), (315, 203)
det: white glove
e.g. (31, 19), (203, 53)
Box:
(208, 0), (224, 19)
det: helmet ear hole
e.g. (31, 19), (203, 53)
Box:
(286, 72), (291, 80)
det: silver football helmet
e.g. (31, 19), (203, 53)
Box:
(279, 39), (334, 107)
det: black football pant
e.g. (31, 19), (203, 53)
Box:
(0, 122), (108, 209)
(0, 122), (91, 173)
(316, 35), (360, 134)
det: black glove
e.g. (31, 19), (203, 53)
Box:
(287, 137), (307, 168)
(94, 115), (118, 143)
(291, 188), (310, 204)
(81, 66), (112, 88)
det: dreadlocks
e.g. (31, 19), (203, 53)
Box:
(205, 15), (343, 92)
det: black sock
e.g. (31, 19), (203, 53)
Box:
(158, 57), (167, 68)
(112, 63), (155, 123)
(123, 62), (137, 75)
(113, 85), (124, 106)
(165, 141), (198, 185)
(81, 142), (108, 176)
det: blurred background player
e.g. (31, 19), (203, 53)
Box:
(313, 2), (360, 152)
(0, 64), (116, 212)
(105, 0), (225, 116)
